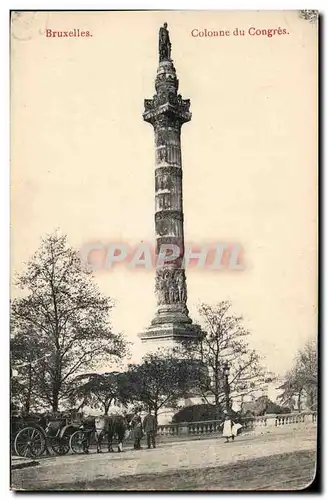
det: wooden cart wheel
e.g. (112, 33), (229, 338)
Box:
(69, 430), (89, 454)
(14, 426), (46, 458)
(51, 436), (70, 455)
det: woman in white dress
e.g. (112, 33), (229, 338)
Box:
(221, 414), (243, 443)
(222, 414), (233, 443)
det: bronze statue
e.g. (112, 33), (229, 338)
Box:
(159, 23), (171, 62)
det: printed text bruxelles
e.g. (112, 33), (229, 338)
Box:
(45, 29), (92, 38)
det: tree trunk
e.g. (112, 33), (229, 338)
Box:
(52, 397), (58, 412)
(214, 392), (221, 420)
(77, 399), (86, 412)
(52, 381), (60, 412)
(24, 363), (32, 414)
(297, 391), (302, 413)
(309, 390), (314, 410)
(52, 350), (62, 412)
(104, 398), (113, 415)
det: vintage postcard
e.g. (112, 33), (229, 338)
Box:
(10, 10), (318, 491)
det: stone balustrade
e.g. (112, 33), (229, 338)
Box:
(244, 411), (317, 431)
(156, 412), (317, 438)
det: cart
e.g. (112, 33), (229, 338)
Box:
(12, 412), (80, 458)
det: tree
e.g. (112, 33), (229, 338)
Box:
(276, 368), (302, 412)
(121, 349), (208, 420)
(277, 338), (317, 412)
(71, 371), (126, 414)
(176, 301), (266, 412)
(10, 330), (49, 413)
(11, 232), (128, 412)
(297, 339), (318, 410)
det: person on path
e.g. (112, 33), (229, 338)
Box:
(131, 409), (143, 450)
(143, 410), (157, 449)
(232, 421), (243, 439)
(221, 413), (235, 443)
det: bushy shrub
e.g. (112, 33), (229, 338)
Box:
(265, 402), (291, 414)
(172, 404), (240, 423)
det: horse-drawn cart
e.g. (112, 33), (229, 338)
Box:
(69, 414), (132, 454)
(11, 412), (81, 458)
(11, 414), (47, 458)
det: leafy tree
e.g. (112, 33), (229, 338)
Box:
(71, 371), (126, 414)
(297, 339), (318, 410)
(11, 232), (128, 412)
(277, 338), (317, 412)
(121, 349), (208, 420)
(176, 301), (266, 413)
(10, 330), (49, 413)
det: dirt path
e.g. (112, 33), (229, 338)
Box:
(12, 428), (316, 491)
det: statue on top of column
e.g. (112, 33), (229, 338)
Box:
(159, 23), (172, 62)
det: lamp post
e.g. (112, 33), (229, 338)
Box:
(223, 362), (230, 413)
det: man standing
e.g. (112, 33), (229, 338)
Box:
(131, 409), (143, 450)
(143, 410), (157, 449)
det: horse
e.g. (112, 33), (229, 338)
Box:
(94, 413), (132, 453)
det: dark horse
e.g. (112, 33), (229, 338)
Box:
(94, 414), (132, 453)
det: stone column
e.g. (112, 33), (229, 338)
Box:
(140, 26), (201, 345)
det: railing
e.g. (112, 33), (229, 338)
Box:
(188, 420), (221, 435)
(275, 412), (317, 426)
(156, 423), (180, 437)
(156, 420), (221, 438)
(156, 412), (317, 438)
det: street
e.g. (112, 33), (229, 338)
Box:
(12, 428), (316, 491)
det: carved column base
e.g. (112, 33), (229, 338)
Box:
(151, 303), (192, 326)
(139, 322), (201, 344)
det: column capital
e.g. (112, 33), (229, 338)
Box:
(143, 56), (191, 126)
(143, 97), (191, 126)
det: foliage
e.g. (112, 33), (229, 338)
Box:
(277, 338), (317, 412)
(265, 401), (291, 415)
(241, 396), (290, 416)
(11, 232), (128, 412)
(11, 330), (50, 413)
(120, 349), (209, 417)
(176, 301), (266, 409)
(71, 371), (127, 414)
(172, 403), (240, 423)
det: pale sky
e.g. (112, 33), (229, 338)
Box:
(11, 10), (317, 377)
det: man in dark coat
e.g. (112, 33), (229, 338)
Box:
(131, 410), (143, 450)
(143, 410), (157, 449)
